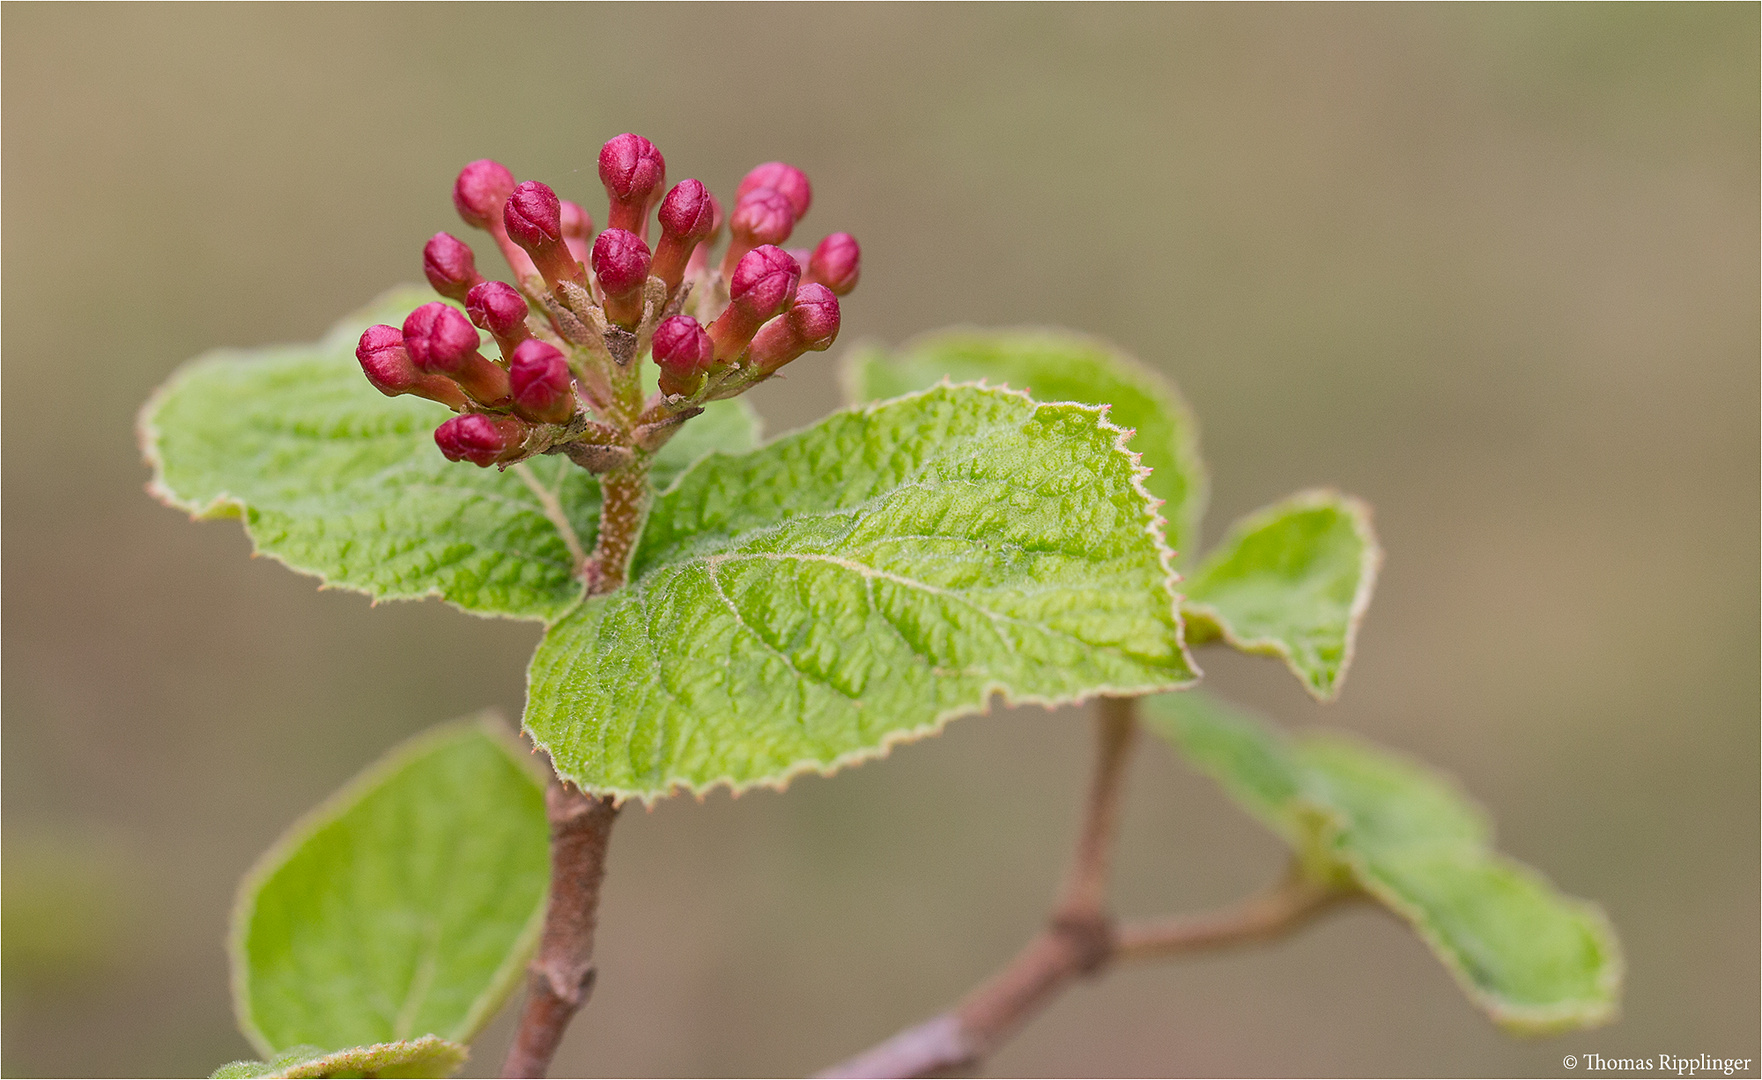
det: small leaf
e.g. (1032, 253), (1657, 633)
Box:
(843, 329), (1209, 558)
(1144, 692), (1622, 1033)
(1182, 489), (1381, 700)
(210, 1035), (467, 1079)
(231, 717), (549, 1057)
(140, 286), (760, 621)
(527, 384), (1197, 799)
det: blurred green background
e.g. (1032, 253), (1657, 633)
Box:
(4, 4), (1756, 1076)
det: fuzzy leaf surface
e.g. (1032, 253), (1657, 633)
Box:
(1146, 692), (1622, 1033)
(844, 329), (1209, 557)
(210, 1036), (467, 1079)
(141, 286), (759, 621)
(527, 385), (1196, 799)
(1181, 490), (1381, 700)
(231, 718), (548, 1056)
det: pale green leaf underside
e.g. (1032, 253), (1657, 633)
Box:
(1182, 490), (1381, 700)
(140, 285), (760, 621)
(231, 718), (549, 1056)
(843, 328), (1209, 559)
(1145, 692), (1622, 1033)
(527, 385), (1197, 799)
(210, 1035), (467, 1079)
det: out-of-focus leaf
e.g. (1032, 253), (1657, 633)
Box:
(209, 1035), (467, 1079)
(231, 718), (548, 1056)
(1145, 691), (1622, 1032)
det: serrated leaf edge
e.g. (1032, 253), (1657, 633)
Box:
(528, 379), (1201, 803)
(210, 1034), (469, 1079)
(837, 325), (1211, 557)
(1182, 488), (1382, 701)
(136, 351), (572, 625)
(228, 714), (549, 1057)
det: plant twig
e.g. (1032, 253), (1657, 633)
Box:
(501, 782), (619, 1078)
(819, 697), (1351, 1079)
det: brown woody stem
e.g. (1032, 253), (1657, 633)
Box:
(819, 697), (1349, 1079)
(501, 783), (619, 1078)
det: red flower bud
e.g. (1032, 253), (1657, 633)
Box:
(402, 302), (511, 406)
(422, 232), (484, 302)
(747, 283), (841, 375)
(591, 228), (652, 328)
(508, 339), (577, 424)
(559, 200), (594, 266)
(435, 413), (530, 467)
(504, 180), (581, 286)
(736, 162), (812, 219)
(651, 315), (715, 397)
(806, 232), (861, 296)
(721, 188), (796, 279)
(452, 160), (517, 229)
(356, 325), (468, 409)
(598, 133), (666, 237)
(683, 191), (725, 281)
(708, 246), (800, 362)
(652, 179), (715, 289)
(465, 280), (531, 359)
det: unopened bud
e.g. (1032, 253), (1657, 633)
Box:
(434, 413), (530, 467)
(708, 246), (800, 361)
(721, 188), (796, 278)
(465, 281), (532, 358)
(651, 315), (715, 397)
(684, 191), (725, 281)
(806, 232), (861, 296)
(402, 302), (511, 406)
(747, 283), (841, 374)
(598, 133), (666, 238)
(356, 325), (468, 409)
(591, 228), (652, 328)
(736, 162), (812, 219)
(452, 159), (517, 229)
(652, 179), (715, 289)
(423, 233), (485, 302)
(504, 181), (582, 286)
(508, 339), (577, 424)
(560, 200), (594, 266)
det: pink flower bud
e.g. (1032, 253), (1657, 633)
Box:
(422, 233), (485, 302)
(747, 284), (841, 375)
(402, 302), (511, 406)
(591, 228), (652, 328)
(508, 339), (577, 424)
(806, 232), (861, 296)
(504, 180), (581, 286)
(356, 325), (468, 409)
(684, 191), (725, 281)
(559, 200), (594, 266)
(465, 280), (532, 359)
(708, 246), (800, 362)
(721, 188), (796, 279)
(435, 413), (530, 467)
(452, 160), (517, 229)
(598, 133), (666, 237)
(652, 179), (715, 289)
(736, 162), (812, 219)
(651, 315), (715, 397)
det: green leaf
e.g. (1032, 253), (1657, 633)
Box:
(842, 329), (1209, 559)
(1182, 490), (1381, 700)
(140, 285), (760, 621)
(231, 717), (549, 1057)
(210, 1036), (467, 1079)
(527, 384), (1197, 799)
(1144, 692), (1622, 1033)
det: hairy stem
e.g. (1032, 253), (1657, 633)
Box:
(820, 697), (1349, 1079)
(501, 783), (619, 1078)
(584, 464), (648, 591)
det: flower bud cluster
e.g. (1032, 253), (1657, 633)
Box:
(355, 134), (861, 470)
